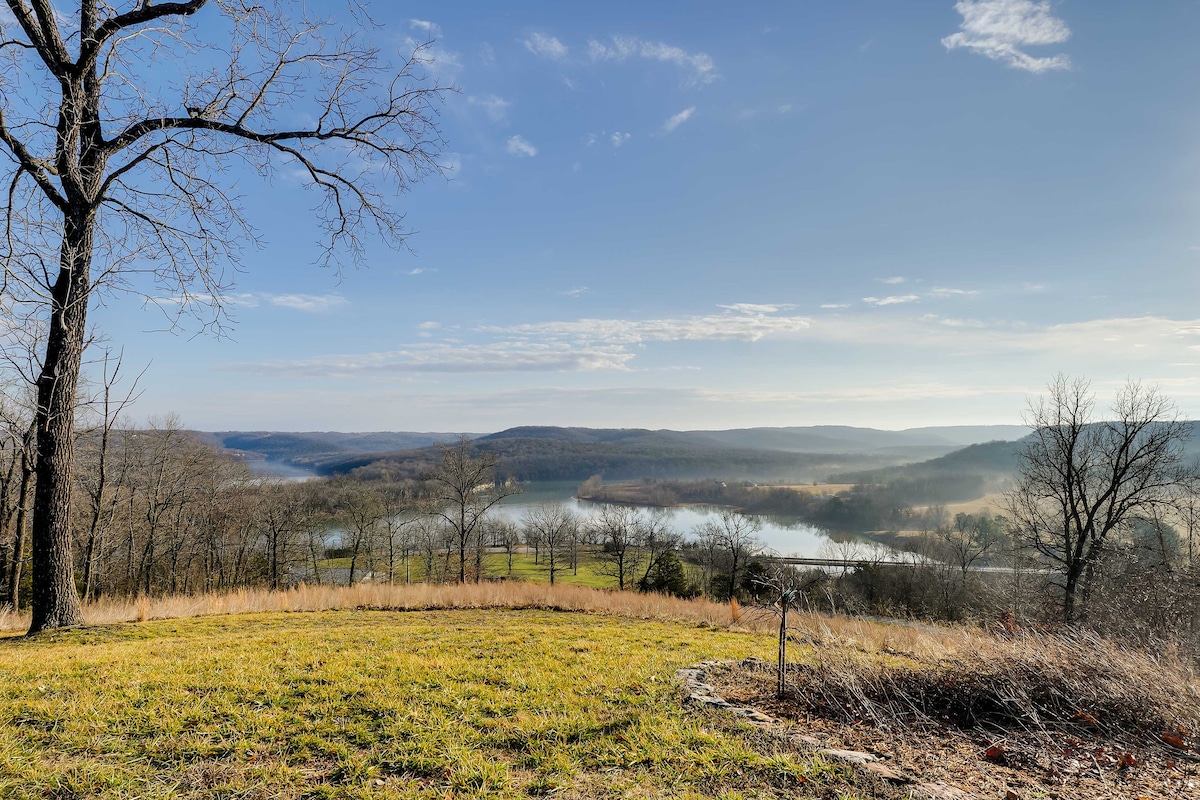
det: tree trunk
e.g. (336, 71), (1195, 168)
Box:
(4, 446), (34, 610)
(29, 219), (92, 632)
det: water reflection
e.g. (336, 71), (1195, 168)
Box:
(494, 482), (853, 559)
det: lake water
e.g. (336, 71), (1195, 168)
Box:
(494, 482), (855, 559)
(247, 459), (318, 480)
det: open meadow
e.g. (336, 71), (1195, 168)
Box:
(0, 584), (1196, 799)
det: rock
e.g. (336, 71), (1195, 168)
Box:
(687, 693), (730, 708)
(789, 734), (822, 748)
(819, 748), (879, 766)
(865, 762), (912, 783)
(912, 781), (976, 800)
(728, 707), (774, 724)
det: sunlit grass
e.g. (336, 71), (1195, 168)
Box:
(319, 548), (624, 590)
(0, 609), (862, 799)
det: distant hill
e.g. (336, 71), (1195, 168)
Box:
(685, 424), (1029, 454)
(331, 436), (905, 484)
(829, 439), (1026, 504)
(312, 424), (1029, 484)
(195, 430), (478, 471)
(197, 424), (1036, 485)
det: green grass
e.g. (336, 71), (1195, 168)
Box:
(0, 609), (862, 799)
(320, 550), (629, 590)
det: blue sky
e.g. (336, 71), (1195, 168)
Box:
(89, 0), (1200, 432)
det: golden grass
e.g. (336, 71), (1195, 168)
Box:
(759, 483), (857, 495)
(1, 582), (969, 666)
(913, 491), (1006, 517)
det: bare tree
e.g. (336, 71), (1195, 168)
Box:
(74, 348), (142, 600)
(591, 504), (641, 590)
(521, 503), (577, 586)
(0, 1), (449, 631)
(634, 509), (680, 592)
(696, 510), (763, 601)
(1006, 376), (1194, 623)
(427, 438), (519, 583)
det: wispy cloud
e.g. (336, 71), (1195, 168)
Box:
(717, 303), (794, 314)
(562, 287), (590, 297)
(406, 267), (436, 276)
(409, 19), (441, 37)
(942, 0), (1071, 73)
(236, 342), (635, 377)
(862, 295), (920, 306)
(821, 303), (850, 309)
(524, 32), (568, 60)
(587, 36), (717, 86)
(266, 294), (349, 313)
(488, 306), (812, 345)
(880, 276), (906, 285)
(662, 107), (696, 132)
(506, 135), (538, 157)
(610, 132), (631, 148)
(233, 306), (812, 378)
(928, 286), (980, 298)
(468, 94), (512, 122)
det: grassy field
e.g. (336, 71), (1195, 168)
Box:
(0, 608), (867, 799)
(320, 550), (629, 591)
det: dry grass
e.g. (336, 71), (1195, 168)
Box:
(759, 483), (857, 495)
(0, 582), (971, 662)
(780, 628), (1200, 751)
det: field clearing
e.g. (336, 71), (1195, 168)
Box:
(0, 609), (869, 799)
(756, 483), (857, 495)
(915, 492), (1006, 517)
(318, 550), (617, 590)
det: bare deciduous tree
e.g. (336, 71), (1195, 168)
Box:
(0, 1), (448, 631)
(427, 438), (519, 583)
(521, 503), (576, 586)
(1006, 376), (1194, 623)
(696, 509), (762, 601)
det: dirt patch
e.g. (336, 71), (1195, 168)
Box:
(708, 659), (1200, 800)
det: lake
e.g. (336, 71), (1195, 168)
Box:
(493, 481), (860, 559)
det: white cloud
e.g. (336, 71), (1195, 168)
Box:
(941, 0), (1071, 73)
(563, 287), (590, 297)
(610, 132), (631, 148)
(662, 107), (696, 133)
(524, 32), (568, 60)
(406, 267), (436, 276)
(717, 303), (794, 314)
(862, 295), (920, 306)
(468, 94), (512, 122)
(820, 303), (850, 309)
(266, 294), (349, 313)
(928, 287), (980, 297)
(409, 19), (441, 37)
(587, 36), (717, 86)
(236, 342), (635, 377)
(880, 276), (906, 285)
(479, 42), (496, 67)
(233, 306), (812, 379)
(488, 305), (812, 345)
(506, 135), (538, 158)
